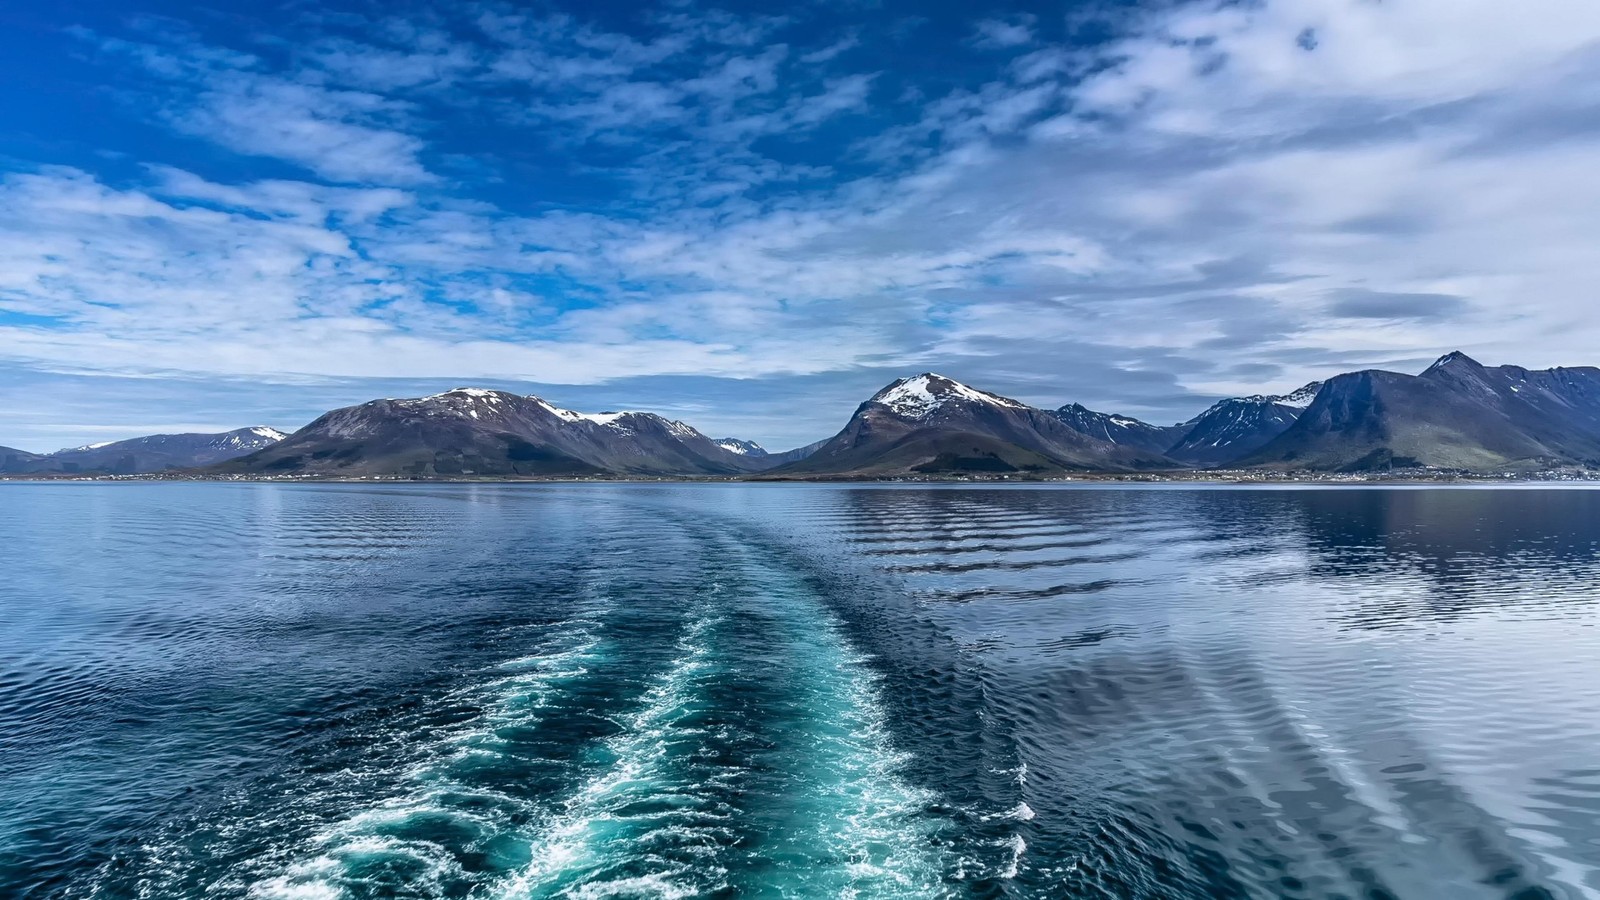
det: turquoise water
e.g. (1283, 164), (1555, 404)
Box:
(3, 483), (1600, 898)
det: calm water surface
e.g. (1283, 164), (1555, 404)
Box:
(2, 483), (1598, 899)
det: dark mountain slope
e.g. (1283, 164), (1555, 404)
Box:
(1415, 352), (1600, 462)
(1244, 354), (1600, 470)
(0, 446), (43, 473)
(1051, 404), (1183, 456)
(1164, 383), (1322, 466)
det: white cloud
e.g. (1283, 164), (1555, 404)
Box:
(304, 31), (481, 90)
(95, 34), (438, 186)
(178, 77), (435, 185)
(972, 15), (1037, 49)
(0, 165), (911, 387)
(800, 36), (860, 65)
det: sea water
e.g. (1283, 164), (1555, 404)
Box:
(3, 483), (1598, 898)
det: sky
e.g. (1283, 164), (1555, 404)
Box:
(3, 0), (1600, 451)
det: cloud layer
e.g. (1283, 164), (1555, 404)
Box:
(4, 0), (1600, 448)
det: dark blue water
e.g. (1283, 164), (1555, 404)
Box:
(3, 484), (1599, 898)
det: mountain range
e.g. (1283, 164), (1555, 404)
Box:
(210, 388), (778, 477)
(0, 427), (287, 475)
(1049, 381), (1322, 467)
(1241, 352), (1600, 471)
(5, 353), (1598, 479)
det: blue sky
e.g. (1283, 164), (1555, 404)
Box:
(3, 0), (1600, 451)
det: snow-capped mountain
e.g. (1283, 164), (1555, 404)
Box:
(714, 438), (767, 456)
(774, 373), (1175, 476)
(710, 437), (828, 465)
(1, 427), (290, 475)
(871, 373), (1030, 419)
(1162, 382), (1323, 466)
(216, 388), (777, 477)
(58, 427), (285, 456)
(230, 426), (290, 446)
(1050, 403), (1183, 456)
(59, 440), (116, 453)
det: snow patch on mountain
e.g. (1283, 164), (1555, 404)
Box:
(530, 398), (588, 423)
(873, 373), (1027, 419)
(1274, 382), (1323, 409)
(421, 387), (508, 403)
(399, 390), (719, 444)
(212, 427), (292, 450)
(1232, 382), (1323, 410)
(532, 398), (638, 429)
(715, 438), (766, 456)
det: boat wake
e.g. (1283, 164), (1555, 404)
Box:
(203, 524), (989, 899)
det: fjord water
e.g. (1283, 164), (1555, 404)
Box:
(2, 485), (1599, 898)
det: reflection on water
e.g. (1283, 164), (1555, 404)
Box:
(1, 483), (1598, 898)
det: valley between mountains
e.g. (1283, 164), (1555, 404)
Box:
(6, 352), (1600, 479)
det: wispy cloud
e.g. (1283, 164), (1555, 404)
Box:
(972, 15), (1037, 49)
(178, 77), (435, 184)
(94, 33), (436, 185)
(800, 35), (859, 65)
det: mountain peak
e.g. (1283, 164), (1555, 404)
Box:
(871, 373), (1027, 419)
(1215, 381), (1324, 412)
(424, 387), (518, 401)
(392, 387), (521, 408)
(1424, 351), (1484, 374)
(1275, 382), (1323, 409)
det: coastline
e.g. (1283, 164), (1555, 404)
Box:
(6, 468), (1600, 486)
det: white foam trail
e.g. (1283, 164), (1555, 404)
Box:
(252, 835), (468, 899)
(983, 801), (1035, 822)
(498, 556), (958, 897)
(565, 873), (702, 899)
(496, 610), (726, 898)
(248, 623), (608, 899)
(784, 642), (950, 897)
(489, 544), (962, 898)
(1000, 834), (1028, 879)
(724, 553), (952, 898)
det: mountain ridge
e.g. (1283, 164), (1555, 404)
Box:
(1160, 382), (1323, 466)
(213, 388), (793, 478)
(0, 427), (289, 475)
(1244, 354), (1600, 471)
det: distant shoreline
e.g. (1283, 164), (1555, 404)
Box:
(6, 469), (1600, 486)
